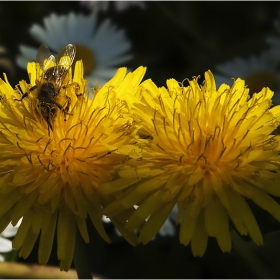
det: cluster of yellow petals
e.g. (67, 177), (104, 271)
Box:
(101, 71), (280, 256)
(1, 56), (280, 271)
(0, 59), (146, 270)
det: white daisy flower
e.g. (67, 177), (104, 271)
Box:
(80, 1), (146, 13)
(0, 219), (22, 262)
(16, 12), (133, 88)
(213, 48), (280, 104)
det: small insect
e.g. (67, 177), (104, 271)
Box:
(15, 44), (76, 134)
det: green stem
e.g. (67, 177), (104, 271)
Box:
(4, 249), (19, 262)
(74, 230), (92, 279)
(231, 230), (277, 279)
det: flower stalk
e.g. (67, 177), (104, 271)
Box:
(74, 229), (92, 279)
(231, 230), (278, 278)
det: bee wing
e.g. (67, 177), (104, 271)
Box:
(36, 44), (56, 72)
(36, 44), (56, 82)
(51, 44), (76, 88)
(55, 44), (76, 73)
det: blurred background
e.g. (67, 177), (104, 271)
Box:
(1, 1), (280, 278)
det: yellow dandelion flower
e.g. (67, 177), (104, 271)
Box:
(101, 70), (280, 256)
(0, 47), (146, 270)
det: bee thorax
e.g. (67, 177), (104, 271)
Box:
(37, 83), (56, 102)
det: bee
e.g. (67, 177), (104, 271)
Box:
(15, 44), (76, 134)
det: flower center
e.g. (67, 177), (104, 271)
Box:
(74, 44), (95, 75)
(245, 71), (278, 94)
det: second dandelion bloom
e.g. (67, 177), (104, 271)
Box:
(101, 70), (280, 256)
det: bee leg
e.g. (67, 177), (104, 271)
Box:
(14, 85), (37, 102)
(54, 101), (72, 122)
(38, 104), (54, 137)
(73, 83), (83, 98)
(47, 121), (53, 137)
(62, 96), (72, 117)
(62, 82), (83, 98)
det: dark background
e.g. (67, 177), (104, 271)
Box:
(1, 1), (280, 278)
(1, 1), (280, 87)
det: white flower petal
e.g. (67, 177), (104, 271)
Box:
(158, 219), (176, 236)
(0, 237), (12, 252)
(86, 70), (117, 86)
(16, 56), (29, 69)
(16, 45), (37, 67)
(102, 216), (111, 223)
(1, 218), (22, 238)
